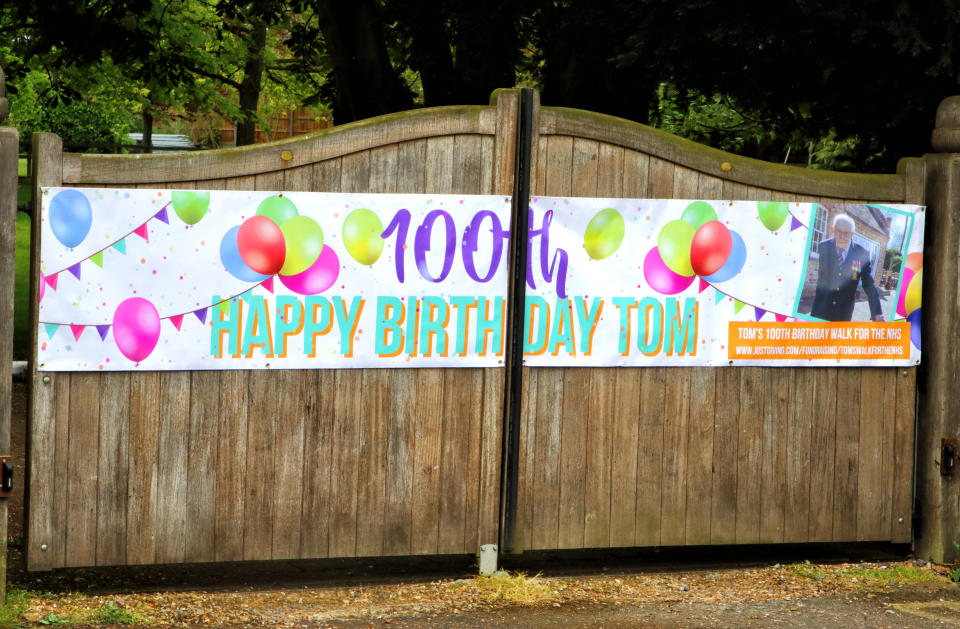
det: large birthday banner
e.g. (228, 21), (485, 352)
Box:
(37, 188), (924, 371)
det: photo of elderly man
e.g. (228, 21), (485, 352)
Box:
(810, 214), (884, 322)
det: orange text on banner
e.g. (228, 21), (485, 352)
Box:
(728, 322), (911, 360)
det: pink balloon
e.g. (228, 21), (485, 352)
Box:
(690, 221), (732, 276)
(644, 247), (696, 295)
(237, 215), (286, 275)
(279, 245), (340, 295)
(112, 297), (161, 363)
(39, 272), (45, 303)
(897, 267), (915, 318)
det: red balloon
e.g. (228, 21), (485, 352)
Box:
(237, 216), (286, 275)
(690, 220), (732, 276)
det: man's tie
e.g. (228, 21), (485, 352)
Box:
(837, 247), (845, 265)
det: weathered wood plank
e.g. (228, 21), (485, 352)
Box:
(96, 374), (130, 565)
(411, 369), (444, 554)
(530, 369), (563, 549)
(660, 367), (692, 546)
(558, 368), (589, 549)
(710, 368), (739, 545)
(328, 369), (362, 557)
(758, 369), (790, 543)
(609, 370), (640, 547)
(857, 368), (889, 540)
(299, 369), (332, 557)
(271, 370), (305, 559)
(64, 373), (101, 567)
(635, 368), (666, 546)
(154, 371), (190, 563)
(735, 368), (764, 544)
(891, 368), (915, 543)
(126, 373), (160, 564)
(808, 369), (838, 542)
(833, 369), (861, 540)
(438, 370), (481, 553)
(478, 368), (504, 548)
(684, 369), (716, 545)
(0, 126), (15, 591)
(382, 370), (415, 555)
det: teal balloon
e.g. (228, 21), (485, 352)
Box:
(256, 195), (298, 226)
(657, 220), (696, 277)
(170, 191), (210, 225)
(680, 201), (717, 229)
(757, 201), (789, 232)
(343, 209), (385, 265)
(583, 208), (625, 260)
(279, 216), (324, 276)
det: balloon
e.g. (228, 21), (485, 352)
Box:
(256, 195), (298, 226)
(680, 201), (717, 230)
(757, 201), (789, 231)
(279, 245), (340, 295)
(905, 252), (923, 272)
(170, 191), (210, 225)
(112, 297), (161, 363)
(49, 189), (92, 248)
(907, 307), (922, 350)
(896, 267), (915, 318)
(342, 208), (385, 265)
(905, 267), (922, 315)
(39, 272), (45, 303)
(237, 216), (286, 276)
(657, 220), (696, 276)
(643, 247), (696, 295)
(703, 230), (747, 283)
(690, 220), (732, 276)
(220, 226), (270, 282)
(583, 208), (625, 260)
(279, 216), (324, 276)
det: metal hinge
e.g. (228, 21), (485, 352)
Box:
(0, 456), (13, 497)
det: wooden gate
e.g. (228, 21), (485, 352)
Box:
(22, 88), (947, 571)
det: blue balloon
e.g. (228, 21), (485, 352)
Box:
(907, 307), (921, 350)
(703, 230), (746, 283)
(49, 189), (92, 248)
(220, 225), (269, 282)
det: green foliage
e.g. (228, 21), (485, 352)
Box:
(837, 565), (938, 587)
(884, 248), (903, 273)
(14, 212), (31, 361)
(90, 601), (145, 625)
(37, 613), (68, 626)
(17, 100), (131, 150)
(0, 589), (32, 628)
(949, 541), (960, 583)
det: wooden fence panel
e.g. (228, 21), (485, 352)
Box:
(28, 94), (513, 569)
(514, 105), (917, 551)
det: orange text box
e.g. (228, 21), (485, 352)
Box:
(728, 322), (911, 360)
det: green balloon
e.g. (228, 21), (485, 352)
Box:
(257, 195), (299, 226)
(757, 201), (789, 231)
(170, 190), (210, 225)
(658, 220), (696, 277)
(680, 201), (717, 229)
(583, 208), (625, 260)
(343, 209), (385, 265)
(279, 216), (324, 276)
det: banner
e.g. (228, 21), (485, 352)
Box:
(38, 189), (512, 370)
(521, 197), (923, 367)
(37, 189), (923, 371)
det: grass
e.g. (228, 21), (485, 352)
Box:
(14, 211), (30, 360)
(785, 561), (941, 588)
(471, 571), (554, 604)
(0, 589), (33, 627)
(88, 601), (147, 625)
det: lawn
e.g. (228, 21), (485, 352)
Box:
(13, 211), (29, 360)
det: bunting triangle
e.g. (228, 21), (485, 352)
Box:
(775, 313), (787, 322)
(698, 278), (709, 294)
(112, 239), (126, 255)
(133, 224), (149, 242)
(45, 323), (59, 339)
(155, 207), (169, 224)
(67, 263), (81, 280)
(754, 307), (766, 321)
(169, 314), (184, 331)
(90, 251), (104, 268)
(217, 300), (231, 317)
(262, 277), (274, 294)
(96, 325), (110, 341)
(70, 324), (86, 341)
(734, 299), (746, 314)
(193, 308), (208, 325)
(44, 273), (58, 291)
(714, 290), (725, 305)
(790, 216), (803, 231)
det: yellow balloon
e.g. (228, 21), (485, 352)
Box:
(343, 209), (385, 265)
(583, 208), (625, 260)
(905, 268), (922, 315)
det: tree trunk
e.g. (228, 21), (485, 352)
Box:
(451, 3), (518, 104)
(316, 0), (413, 124)
(397, 0), (457, 106)
(235, 21), (267, 146)
(141, 109), (153, 154)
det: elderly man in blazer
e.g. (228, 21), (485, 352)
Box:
(811, 214), (884, 322)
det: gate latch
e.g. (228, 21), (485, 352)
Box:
(941, 439), (958, 477)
